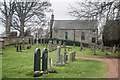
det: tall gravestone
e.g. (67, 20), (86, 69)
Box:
(20, 45), (22, 52)
(92, 44), (96, 54)
(69, 52), (75, 62)
(49, 57), (52, 69)
(64, 48), (67, 64)
(56, 46), (61, 65)
(22, 38), (25, 50)
(42, 48), (48, 71)
(56, 46), (64, 66)
(80, 43), (83, 51)
(34, 48), (41, 72)
(16, 45), (19, 52)
(48, 40), (52, 52)
(58, 41), (61, 47)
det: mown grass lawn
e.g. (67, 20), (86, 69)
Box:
(2, 44), (119, 78)
(0, 54), (2, 79)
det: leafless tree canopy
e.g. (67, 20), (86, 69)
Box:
(0, 0), (52, 37)
(69, 1), (120, 20)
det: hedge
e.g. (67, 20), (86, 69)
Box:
(34, 38), (89, 47)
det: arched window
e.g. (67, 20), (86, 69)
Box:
(81, 32), (85, 40)
(92, 37), (96, 43)
(65, 31), (68, 40)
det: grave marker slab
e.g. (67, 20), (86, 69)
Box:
(56, 46), (65, 66)
(49, 57), (52, 69)
(42, 48), (48, 71)
(34, 48), (41, 72)
(16, 45), (19, 52)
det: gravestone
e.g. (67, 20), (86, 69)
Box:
(0, 39), (4, 54)
(66, 54), (68, 62)
(48, 57), (56, 73)
(27, 38), (31, 49)
(80, 43), (84, 51)
(31, 38), (34, 45)
(22, 39), (25, 50)
(58, 41), (61, 47)
(42, 39), (45, 46)
(20, 45), (22, 52)
(36, 38), (39, 47)
(16, 45), (19, 52)
(48, 40), (52, 52)
(56, 46), (65, 66)
(113, 45), (116, 53)
(92, 44), (96, 55)
(64, 48), (67, 64)
(60, 54), (64, 65)
(49, 57), (52, 69)
(69, 52), (72, 62)
(63, 42), (66, 48)
(42, 48), (48, 71)
(34, 48), (41, 72)
(53, 40), (57, 50)
(69, 52), (75, 62)
(56, 46), (61, 65)
(73, 52), (76, 60)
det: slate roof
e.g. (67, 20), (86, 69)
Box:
(53, 20), (98, 30)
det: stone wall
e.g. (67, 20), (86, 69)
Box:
(2, 37), (33, 46)
(52, 29), (98, 44)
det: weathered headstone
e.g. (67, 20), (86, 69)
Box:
(92, 44), (96, 55)
(66, 54), (68, 62)
(56, 46), (61, 65)
(48, 57), (56, 73)
(113, 45), (116, 53)
(56, 46), (65, 66)
(36, 38), (39, 47)
(80, 43), (83, 51)
(20, 45), (22, 52)
(22, 38), (25, 50)
(48, 40), (52, 52)
(49, 57), (52, 69)
(26, 38), (31, 49)
(64, 48), (67, 64)
(34, 48), (41, 72)
(69, 52), (75, 62)
(42, 48), (48, 71)
(58, 41), (61, 47)
(16, 45), (19, 52)
(0, 39), (4, 54)
(73, 52), (76, 60)
(53, 40), (57, 50)
(31, 38), (34, 45)
(60, 54), (64, 65)
(63, 42), (66, 48)
(42, 39), (45, 46)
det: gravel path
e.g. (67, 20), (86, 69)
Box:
(79, 57), (119, 78)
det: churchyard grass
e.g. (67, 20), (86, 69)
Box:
(0, 54), (2, 79)
(2, 44), (119, 78)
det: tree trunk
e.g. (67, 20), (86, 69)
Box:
(20, 18), (24, 37)
(5, 17), (11, 36)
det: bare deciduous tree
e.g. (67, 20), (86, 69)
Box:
(0, 0), (15, 36)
